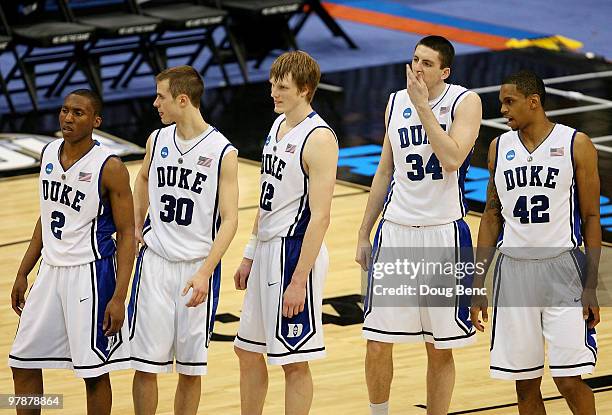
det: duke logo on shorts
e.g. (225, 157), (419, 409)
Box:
(234, 111), (336, 365)
(9, 139), (131, 378)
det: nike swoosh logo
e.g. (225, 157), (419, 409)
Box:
(268, 282), (279, 287)
(80, 297), (89, 303)
(574, 297), (581, 302)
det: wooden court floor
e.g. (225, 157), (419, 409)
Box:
(1, 160), (610, 414)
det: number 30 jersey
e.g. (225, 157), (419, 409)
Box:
(143, 125), (236, 261)
(39, 139), (116, 266)
(257, 112), (335, 242)
(383, 84), (474, 226)
(495, 123), (582, 258)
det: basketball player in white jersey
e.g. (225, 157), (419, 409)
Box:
(9, 89), (135, 414)
(233, 51), (338, 415)
(470, 70), (600, 414)
(355, 35), (482, 415)
(128, 65), (238, 415)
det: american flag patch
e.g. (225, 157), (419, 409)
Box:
(79, 172), (92, 182)
(286, 144), (296, 154)
(440, 106), (449, 115)
(550, 147), (564, 157)
(198, 156), (212, 167)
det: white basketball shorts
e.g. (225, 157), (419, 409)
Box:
(9, 257), (131, 378)
(234, 236), (328, 365)
(362, 219), (476, 348)
(128, 247), (220, 375)
(490, 250), (597, 380)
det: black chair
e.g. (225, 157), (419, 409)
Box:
(293, 0), (357, 49)
(1, 1), (98, 111)
(131, 0), (234, 86)
(59, 0), (163, 92)
(0, 8), (15, 113)
(202, 0), (303, 80)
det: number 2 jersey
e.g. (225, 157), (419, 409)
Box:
(257, 111), (335, 241)
(383, 84), (474, 226)
(40, 139), (116, 266)
(495, 123), (582, 258)
(143, 124), (236, 261)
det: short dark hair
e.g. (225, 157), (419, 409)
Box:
(502, 70), (546, 105)
(156, 65), (204, 108)
(68, 89), (103, 115)
(416, 35), (455, 69)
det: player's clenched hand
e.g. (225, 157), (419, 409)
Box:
(11, 275), (28, 316)
(406, 64), (429, 107)
(103, 296), (125, 336)
(355, 237), (372, 272)
(183, 272), (210, 307)
(470, 294), (488, 332)
(582, 288), (600, 329)
(234, 258), (253, 290)
(283, 280), (306, 318)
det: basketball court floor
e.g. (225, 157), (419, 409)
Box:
(1, 11), (612, 413)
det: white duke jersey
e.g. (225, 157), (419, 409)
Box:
(495, 123), (582, 259)
(383, 84), (474, 226)
(257, 111), (335, 241)
(40, 139), (116, 266)
(143, 124), (236, 261)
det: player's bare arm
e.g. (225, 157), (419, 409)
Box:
(283, 128), (338, 318)
(356, 102), (393, 271)
(184, 150), (239, 307)
(234, 210), (260, 290)
(102, 157), (135, 336)
(11, 217), (43, 316)
(470, 138), (503, 332)
(406, 64), (482, 171)
(133, 132), (154, 252)
(574, 132), (602, 328)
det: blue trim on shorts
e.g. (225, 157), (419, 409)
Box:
(128, 246), (146, 340)
(453, 219), (474, 334)
(364, 219), (385, 319)
(206, 263), (222, 347)
(275, 236), (317, 351)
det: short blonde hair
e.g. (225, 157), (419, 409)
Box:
(270, 51), (320, 102)
(156, 65), (203, 108)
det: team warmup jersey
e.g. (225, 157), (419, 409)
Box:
(383, 84), (474, 226)
(495, 123), (582, 258)
(143, 124), (236, 261)
(257, 111), (335, 241)
(40, 139), (116, 266)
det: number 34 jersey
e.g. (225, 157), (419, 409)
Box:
(257, 112), (335, 242)
(143, 125), (236, 262)
(495, 123), (582, 258)
(383, 84), (474, 226)
(39, 139), (117, 266)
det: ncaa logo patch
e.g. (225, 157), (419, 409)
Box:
(287, 323), (303, 338)
(403, 108), (412, 119)
(506, 150), (515, 161)
(45, 163), (53, 174)
(161, 146), (169, 158)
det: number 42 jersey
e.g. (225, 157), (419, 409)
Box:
(143, 125), (236, 262)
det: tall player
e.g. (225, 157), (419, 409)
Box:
(129, 65), (238, 415)
(233, 51), (338, 415)
(9, 90), (134, 414)
(470, 70), (600, 414)
(356, 35), (482, 415)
